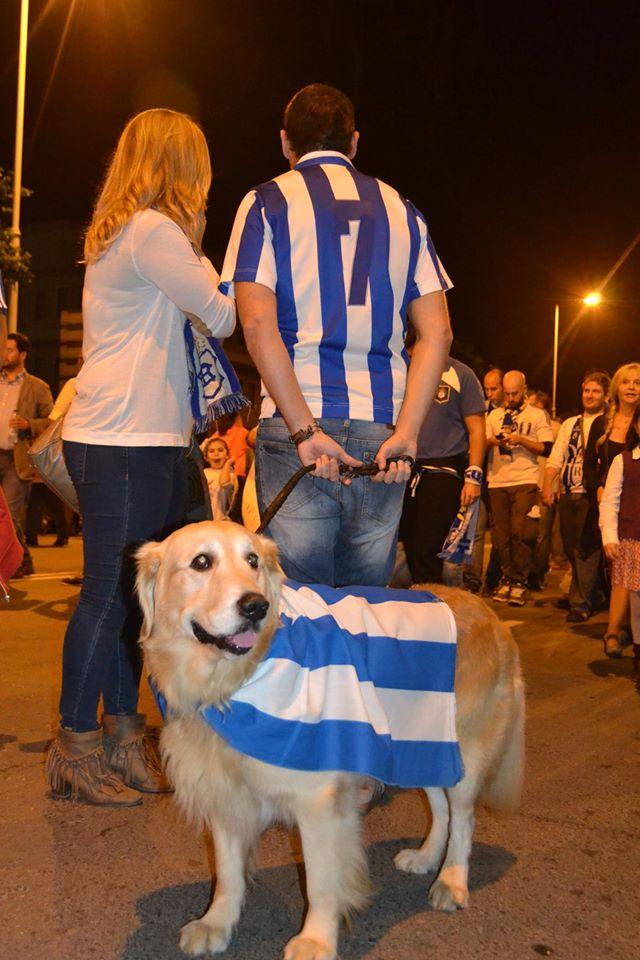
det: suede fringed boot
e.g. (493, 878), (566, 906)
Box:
(102, 713), (172, 793)
(45, 727), (142, 806)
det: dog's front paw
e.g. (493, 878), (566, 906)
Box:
(180, 918), (232, 956)
(284, 935), (336, 960)
(394, 847), (440, 875)
(428, 875), (469, 913)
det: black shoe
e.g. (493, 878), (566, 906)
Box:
(25, 538), (39, 548)
(53, 537), (69, 547)
(566, 608), (590, 623)
(619, 627), (633, 648)
(554, 597), (571, 610)
(13, 558), (35, 578)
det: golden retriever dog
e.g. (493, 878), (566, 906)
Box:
(136, 520), (524, 960)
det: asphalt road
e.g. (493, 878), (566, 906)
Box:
(1, 536), (638, 960)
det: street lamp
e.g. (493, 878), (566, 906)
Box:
(7, 0), (30, 334)
(582, 291), (602, 307)
(551, 292), (601, 419)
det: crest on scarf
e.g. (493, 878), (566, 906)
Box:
(184, 318), (248, 433)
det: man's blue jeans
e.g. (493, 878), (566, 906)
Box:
(255, 418), (405, 587)
(60, 442), (187, 732)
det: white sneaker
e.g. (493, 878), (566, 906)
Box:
(493, 581), (511, 603)
(509, 584), (528, 606)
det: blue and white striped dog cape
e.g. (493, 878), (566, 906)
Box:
(156, 582), (463, 789)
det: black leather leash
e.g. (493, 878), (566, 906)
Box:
(256, 456), (415, 534)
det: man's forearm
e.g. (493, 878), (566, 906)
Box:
(467, 424), (486, 468)
(519, 436), (545, 455)
(543, 465), (560, 488)
(237, 282), (314, 434)
(242, 319), (313, 434)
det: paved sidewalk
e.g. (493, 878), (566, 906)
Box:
(1, 537), (638, 960)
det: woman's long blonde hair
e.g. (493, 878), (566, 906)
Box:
(596, 361), (640, 448)
(84, 108), (211, 262)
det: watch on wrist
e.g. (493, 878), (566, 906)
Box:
(289, 421), (321, 446)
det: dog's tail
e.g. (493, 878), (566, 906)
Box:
(481, 666), (525, 813)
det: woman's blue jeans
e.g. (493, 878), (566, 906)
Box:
(60, 442), (187, 732)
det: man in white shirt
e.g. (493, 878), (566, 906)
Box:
(541, 371), (610, 621)
(486, 370), (554, 605)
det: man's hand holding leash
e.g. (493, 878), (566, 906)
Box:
(296, 429), (362, 485)
(373, 432), (416, 484)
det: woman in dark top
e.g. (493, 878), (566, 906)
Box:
(584, 362), (640, 654)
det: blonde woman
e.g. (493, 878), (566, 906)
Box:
(585, 362), (640, 656)
(46, 109), (235, 805)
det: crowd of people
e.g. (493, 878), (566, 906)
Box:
(0, 83), (638, 811)
(468, 365), (640, 646)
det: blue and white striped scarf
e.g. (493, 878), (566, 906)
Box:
(438, 500), (480, 565)
(183, 318), (248, 433)
(155, 582), (463, 789)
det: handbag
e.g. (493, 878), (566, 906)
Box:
(28, 417), (80, 513)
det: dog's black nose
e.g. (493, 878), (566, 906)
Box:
(237, 592), (269, 624)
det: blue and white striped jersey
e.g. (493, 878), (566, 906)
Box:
(221, 151), (452, 424)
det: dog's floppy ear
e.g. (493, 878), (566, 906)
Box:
(135, 540), (163, 639)
(255, 533), (281, 574)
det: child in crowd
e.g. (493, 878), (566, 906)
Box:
(203, 437), (237, 519)
(599, 405), (640, 668)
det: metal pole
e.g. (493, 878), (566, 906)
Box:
(7, 0), (30, 334)
(551, 303), (559, 419)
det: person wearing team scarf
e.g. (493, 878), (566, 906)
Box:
(47, 110), (238, 808)
(485, 370), (554, 606)
(541, 371), (610, 622)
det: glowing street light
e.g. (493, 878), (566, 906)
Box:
(551, 293), (602, 418)
(582, 291), (602, 307)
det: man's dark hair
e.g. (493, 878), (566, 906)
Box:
(582, 369), (610, 392)
(284, 84), (355, 158)
(8, 332), (30, 357)
(484, 366), (504, 381)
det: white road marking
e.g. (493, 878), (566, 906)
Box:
(11, 572), (81, 583)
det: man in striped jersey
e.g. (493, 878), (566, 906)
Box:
(221, 84), (453, 586)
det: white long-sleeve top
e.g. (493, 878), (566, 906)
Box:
(63, 209), (235, 447)
(599, 447), (640, 545)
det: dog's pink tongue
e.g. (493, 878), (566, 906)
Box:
(231, 629), (258, 649)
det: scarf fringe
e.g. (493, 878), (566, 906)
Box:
(193, 392), (250, 436)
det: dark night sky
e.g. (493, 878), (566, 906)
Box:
(1, 0), (639, 411)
